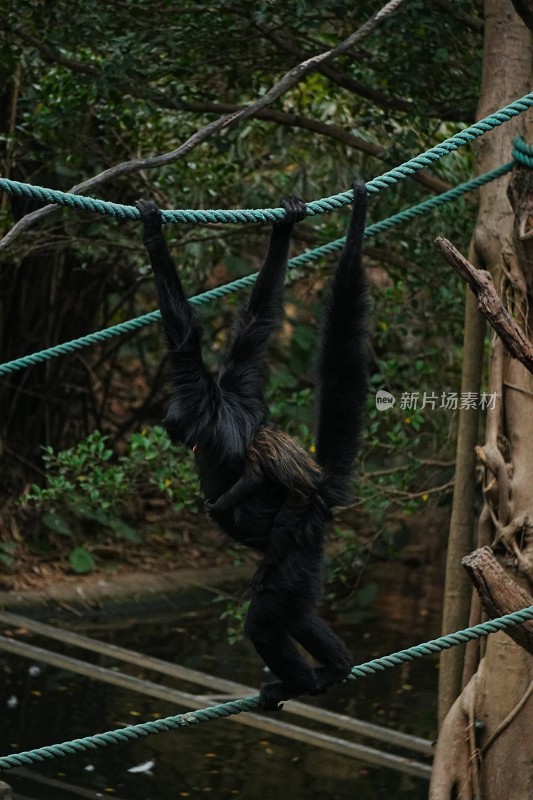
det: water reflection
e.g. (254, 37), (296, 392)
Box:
(0, 559), (443, 799)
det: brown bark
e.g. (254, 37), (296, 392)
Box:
(435, 236), (533, 373)
(432, 641), (533, 799)
(430, 678), (477, 800)
(432, 1), (533, 797)
(462, 547), (533, 654)
(436, 6), (531, 729)
(438, 286), (484, 726)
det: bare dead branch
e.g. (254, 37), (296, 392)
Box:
(1, 0), (406, 252)
(218, 0), (407, 130)
(462, 546), (533, 656)
(435, 236), (533, 374)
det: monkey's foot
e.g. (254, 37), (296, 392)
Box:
(312, 663), (352, 693)
(259, 660), (354, 711)
(258, 669), (333, 711)
(259, 680), (295, 711)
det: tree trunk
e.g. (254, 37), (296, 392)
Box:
(438, 289), (484, 725)
(431, 2), (533, 797)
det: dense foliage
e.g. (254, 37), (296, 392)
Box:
(0, 1), (486, 575)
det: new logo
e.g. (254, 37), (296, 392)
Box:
(375, 390), (396, 411)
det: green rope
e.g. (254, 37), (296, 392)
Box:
(1, 604), (532, 771)
(513, 135), (533, 167)
(0, 161), (513, 378)
(0, 92), (532, 223)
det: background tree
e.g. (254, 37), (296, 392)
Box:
(6, 1), (533, 790)
(0, 1), (484, 561)
(431, 1), (533, 797)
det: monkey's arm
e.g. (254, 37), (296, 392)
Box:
(218, 198), (306, 399)
(246, 198), (306, 320)
(206, 464), (308, 592)
(204, 465), (265, 512)
(136, 200), (216, 447)
(136, 200), (202, 351)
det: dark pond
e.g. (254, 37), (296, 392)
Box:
(0, 560), (443, 800)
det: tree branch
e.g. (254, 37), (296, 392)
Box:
(435, 236), (533, 375)
(257, 23), (475, 122)
(183, 100), (450, 194)
(462, 546), (533, 656)
(12, 31), (97, 76)
(7, 29), (451, 196)
(432, 0), (484, 33)
(1, 0), (407, 251)
(218, 0), (407, 130)
(253, 23), (418, 117)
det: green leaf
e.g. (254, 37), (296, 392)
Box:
(71, 507), (111, 524)
(107, 518), (141, 542)
(69, 547), (95, 574)
(42, 512), (72, 537)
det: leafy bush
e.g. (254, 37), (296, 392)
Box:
(22, 428), (200, 572)
(214, 595), (251, 645)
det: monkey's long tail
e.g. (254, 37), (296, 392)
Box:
(314, 180), (370, 506)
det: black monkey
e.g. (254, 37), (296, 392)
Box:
(136, 181), (369, 710)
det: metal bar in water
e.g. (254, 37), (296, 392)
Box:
(0, 781), (12, 800)
(0, 635), (431, 779)
(12, 767), (126, 800)
(0, 610), (433, 757)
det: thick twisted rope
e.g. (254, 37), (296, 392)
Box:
(0, 161), (513, 378)
(512, 135), (533, 166)
(0, 92), (531, 224)
(1, 605), (532, 771)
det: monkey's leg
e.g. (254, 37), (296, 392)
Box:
(246, 196), (306, 319)
(245, 594), (319, 710)
(289, 611), (352, 689)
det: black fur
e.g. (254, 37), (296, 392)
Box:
(136, 182), (369, 710)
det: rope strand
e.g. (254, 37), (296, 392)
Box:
(0, 161), (514, 377)
(1, 604), (532, 771)
(0, 92), (531, 224)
